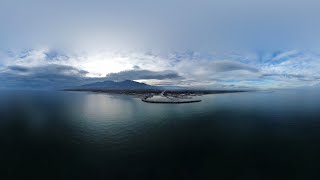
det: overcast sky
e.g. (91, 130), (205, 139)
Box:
(1, 0), (320, 89)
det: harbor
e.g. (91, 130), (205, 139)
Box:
(141, 90), (202, 104)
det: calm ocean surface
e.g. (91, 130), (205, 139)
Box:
(1, 89), (320, 180)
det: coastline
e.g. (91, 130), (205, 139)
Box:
(64, 89), (250, 103)
(64, 89), (248, 96)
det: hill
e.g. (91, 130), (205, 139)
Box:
(79, 80), (161, 90)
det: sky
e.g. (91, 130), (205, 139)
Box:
(1, 0), (320, 89)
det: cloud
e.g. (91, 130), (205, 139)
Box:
(105, 69), (183, 81)
(8, 65), (29, 72)
(1, 47), (320, 89)
(211, 60), (259, 73)
(7, 64), (89, 77)
(44, 49), (69, 61)
(0, 64), (95, 89)
(133, 65), (141, 70)
(170, 58), (262, 83)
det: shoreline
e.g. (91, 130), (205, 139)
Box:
(64, 89), (250, 103)
(64, 89), (248, 96)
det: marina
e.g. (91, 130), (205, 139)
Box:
(141, 90), (202, 104)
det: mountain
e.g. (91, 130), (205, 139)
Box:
(79, 80), (161, 90)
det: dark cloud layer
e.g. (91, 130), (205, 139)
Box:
(1, 63), (183, 89)
(105, 69), (183, 81)
(0, 64), (96, 89)
(8, 65), (29, 72)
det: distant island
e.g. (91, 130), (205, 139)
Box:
(65, 80), (248, 98)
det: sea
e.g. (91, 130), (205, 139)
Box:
(0, 89), (320, 180)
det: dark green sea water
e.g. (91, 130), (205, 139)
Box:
(1, 89), (320, 180)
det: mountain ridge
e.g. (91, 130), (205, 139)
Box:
(79, 80), (162, 90)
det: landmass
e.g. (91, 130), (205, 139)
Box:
(65, 88), (246, 96)
(64, 80), (249, 103)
